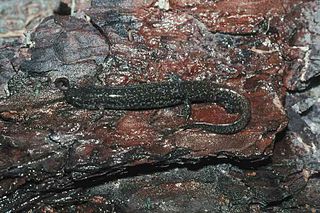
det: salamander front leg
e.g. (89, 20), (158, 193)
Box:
(180, 99), (192, 120)
(166, 73), (183, 83)
(91, 105), (105, 122)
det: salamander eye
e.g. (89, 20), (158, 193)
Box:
(54, 77), (70, 91)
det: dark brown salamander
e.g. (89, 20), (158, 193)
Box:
(63, 81), (251, 134)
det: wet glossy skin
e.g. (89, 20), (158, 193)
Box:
(63, 81), (251, 134)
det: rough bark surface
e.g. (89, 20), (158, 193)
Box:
(0, 0), (319, 212)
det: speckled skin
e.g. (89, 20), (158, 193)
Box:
(64, 81), (251, 134)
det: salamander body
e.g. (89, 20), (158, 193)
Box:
(63, 81), (251, 134)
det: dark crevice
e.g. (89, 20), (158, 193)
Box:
(303, 73), (320, 91)
(272, 127), (289, 153)
(262, 195), (295, 210)
(54, 2), (72, 16)
(70, 155), (272, 190)
(310, 171), (320, 179)
(89, 18), (112, 47)
(300, 104), (314, 117)
(211, 30), (258, 37)
(288, 74), (320, 93)
(274, 127), (288, 143)
(0, 150), (273, 200)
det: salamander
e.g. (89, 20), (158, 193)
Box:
(62, 80), (251, 134)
